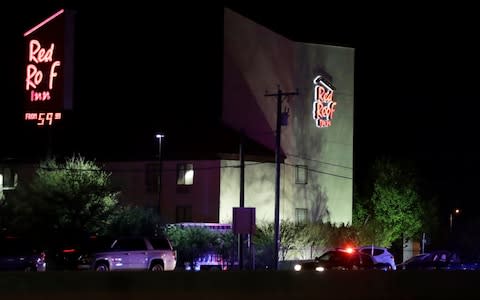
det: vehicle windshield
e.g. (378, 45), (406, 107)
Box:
(403, 254), (428, 264)
(316, 251), (347, 262)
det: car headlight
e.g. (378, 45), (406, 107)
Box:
(294, 264), (302, 271)
(315, 266), (325, 272)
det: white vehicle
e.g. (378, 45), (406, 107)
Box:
(357, 245), (396, 271)
(91, 236), (177, 271)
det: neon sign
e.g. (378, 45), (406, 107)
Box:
(23, 9), (74, 127)
(26, 39), (61, 99)
(24, 112), (62, 126)
(312, 75), (336, 128)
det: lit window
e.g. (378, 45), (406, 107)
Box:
(295, 208), (308, 224)
(295, 165), (307, 184)
(1, 168), (17, 190)
(177, 163), (194, 185)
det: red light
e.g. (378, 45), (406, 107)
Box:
(62, 249), (76, 253)
(345, 247), (354, 254)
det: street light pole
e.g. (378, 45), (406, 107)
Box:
(156, 134), (164, 215)
(449, 208), (460, 233)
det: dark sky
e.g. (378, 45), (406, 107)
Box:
(2, 2), (480, 213)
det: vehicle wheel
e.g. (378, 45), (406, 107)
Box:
(95, 263), (109, 272)
(150, 263), (164, 271)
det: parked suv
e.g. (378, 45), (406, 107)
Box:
(357, 246), (396, 270)
(90, 236), (176, 271)
(0, 236), (46, 272)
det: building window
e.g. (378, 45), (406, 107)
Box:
(295, 208), (308, 224)
(295, 165), (308, 184)
(1, 167), (17, 190)
(176, 205), (192, 222)
(177, 163), (194, 185)
(145, 163), (160, 193)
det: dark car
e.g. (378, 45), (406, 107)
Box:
(49, 235), (113, 271)
(294, 248), (387, 272)
(0, 236), (47, 271)
(397, 250), (465, 270)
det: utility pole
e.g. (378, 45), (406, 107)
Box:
(265, 86), (298, 270)
(239, 130), (245, 270)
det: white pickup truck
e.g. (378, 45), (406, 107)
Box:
(90, 236), (177, 271)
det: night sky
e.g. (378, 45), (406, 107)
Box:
(2, 2), (480, 215)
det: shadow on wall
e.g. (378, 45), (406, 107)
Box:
(309, 186), (330, 223)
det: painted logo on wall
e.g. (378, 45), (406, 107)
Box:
(312, 75), (336, 128)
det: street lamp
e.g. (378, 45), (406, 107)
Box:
(155, 134), (164, 215)
(449, 208), (460, 233)
(156, 134), (164, 160)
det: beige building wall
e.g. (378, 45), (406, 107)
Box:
(221, 9), (354, 225)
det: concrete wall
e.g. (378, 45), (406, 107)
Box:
(222, 9), (354, 225)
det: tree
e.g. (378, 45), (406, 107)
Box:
(108, 205), (163, 237)
(7, 155), (119, 240)
(211, 229), (235, 268)
(164, 225), (218, 269)
(353, 157), (425, 247)
(253, 221), (308, 268)
(252, 222), (275, 269)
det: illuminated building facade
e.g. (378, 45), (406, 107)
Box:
(219, 9), (354, 225)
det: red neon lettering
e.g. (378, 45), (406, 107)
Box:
(45, 112), (53, 125)
(317, 120), (332, 127)
(28, 40), (54, 63)
(37, 113), (45, 126)
(314, 100), (336, 120)
(329, 102), (336, 120)
(49, 61), (60, 89)
(30, 91), (51, 101)
(54, 112), (62, 120)
(26, 64), (43, 90)
(24, 113), (38, 120)
(315, 85), (333, 102)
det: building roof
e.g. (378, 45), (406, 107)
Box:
(160, 124), (279, 163)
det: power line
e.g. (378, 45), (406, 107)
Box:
(284, 162), (352, 180)
(286, 153), (352, 169)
